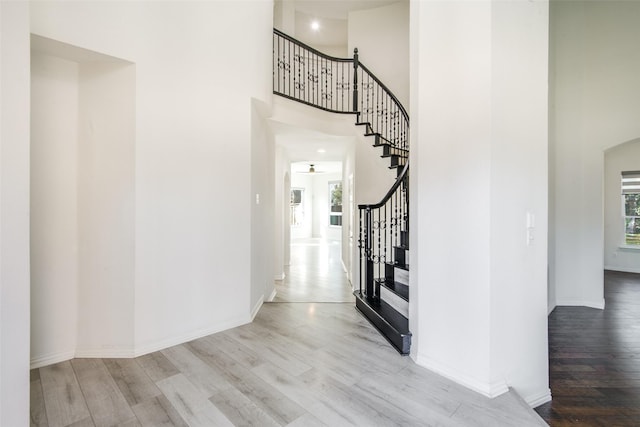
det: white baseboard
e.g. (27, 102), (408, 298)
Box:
(415, 353), (509, 398)
(133, 315), (250, 358)
(605, 266), (640, 274)
(251, 297), (263, 320)
(266, 288), (277, 302)
(555, 298), (605, 310)
(524, 388), (552, 407)
(30, 350), (76, 369)
(75, 348), (136, 359)
(32, 316), (254, 365)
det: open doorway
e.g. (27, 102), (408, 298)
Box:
(604, 139), (640, 273)
(273, 161), (353, 302)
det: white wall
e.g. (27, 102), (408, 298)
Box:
(342, 153), (356, 286)
(489, 1), (550, 406)
(354, 133), (396, 205)
(30, 0), (274, 357)
(273, 0), (295, 36)
(0, 2), (31, 424)
(550, 1), (640, 309)
(348, 2), (410, 110)
(273, 145), (290, 281)
(411, 0), (549, 405)
(604, 140), (640, 273)
(312, 172), (342, 240)
(30, 39), (136, 365)
(290, 173), (313, 239)
(30, 52), (79, 365)
(76, 60), (136, 356)
(251, 99), (275, 314)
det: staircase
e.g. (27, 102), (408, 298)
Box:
(273, 29), (411, 354)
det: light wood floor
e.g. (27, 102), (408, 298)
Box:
(30, 238), (547, 427)
(273, 238), (354, 303)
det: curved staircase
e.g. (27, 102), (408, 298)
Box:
(273, 29), (411, 354)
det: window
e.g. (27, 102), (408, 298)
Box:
(290, 188), (304, 226)
(329, 181), (342, 226)
(622, 171), (640, 245)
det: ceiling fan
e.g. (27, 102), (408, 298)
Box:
(296, 164), (326, 174)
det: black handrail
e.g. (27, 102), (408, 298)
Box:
(274, 28), (353, 63)
(358, 62), (409, 125)
(358, 160), (409, 210)
(273, 28), (409, 154)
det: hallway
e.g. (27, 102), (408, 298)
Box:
(273, 238), (354, 303)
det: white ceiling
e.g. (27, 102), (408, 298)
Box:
(295, 11), (348, 50)
(291, 161), (343, 175)
(293, 0), (404, 20)
(292, 0), (404, 49)
(270, 120), (352, 164)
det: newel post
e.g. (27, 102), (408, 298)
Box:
(353, 48), (359, 113)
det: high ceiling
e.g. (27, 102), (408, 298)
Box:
(293, 0), (404, 20)
(274, 0), (405, 172)
(279, 0), (405, 50)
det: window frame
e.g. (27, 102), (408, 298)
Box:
(328, 180), (342, 227)
(290, 188), (305, 227)
(622, 171), (640, 247)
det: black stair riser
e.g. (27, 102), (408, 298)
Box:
(389, 155), (405, 167)
(401, 231), (409, 247)
(394, 246), (407, 266)
(355, 292), (411, 355)
(376, 278), (409, 301)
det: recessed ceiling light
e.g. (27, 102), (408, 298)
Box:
(317, 148), (326, 153)
(311, 20), (320, 31)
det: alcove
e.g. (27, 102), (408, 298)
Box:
(30, 35), (136, 366)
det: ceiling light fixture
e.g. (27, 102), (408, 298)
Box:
(317, 148), (326, 153)
(311, 20), (320, 31)
(309, 164), (316, 173)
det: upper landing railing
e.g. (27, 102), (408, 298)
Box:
(273, 28), (409, 154)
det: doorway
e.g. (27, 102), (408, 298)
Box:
(272, 161), (353, 303)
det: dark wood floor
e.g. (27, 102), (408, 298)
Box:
(535, 270), (640, 426)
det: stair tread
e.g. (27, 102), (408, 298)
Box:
(376, 279), (409, 301)
(373, 142), (409, 152)
(388, 262), (409, 271)
(354, 291), (411, 352)
(381, 152), (409, 159)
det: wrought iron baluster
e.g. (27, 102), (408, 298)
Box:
(359, 209), (363, 296)
(376, 81), (380, 138)
(353, 48), (359, 113)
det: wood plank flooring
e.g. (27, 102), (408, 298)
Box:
(31, 238), (546, 426)
(31, 303), (546, 427)
(535, 270), (640, 426)
(273, 238), (354, 303)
